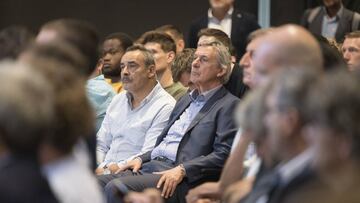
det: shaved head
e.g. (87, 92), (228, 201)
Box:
(253, 25), (323, 86)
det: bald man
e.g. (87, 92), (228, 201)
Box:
(252, 24), (323, 86)
(239, 25), (323, 203)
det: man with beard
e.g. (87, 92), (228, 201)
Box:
(96, 45), (175, 176)
(101, 32), (133, 93)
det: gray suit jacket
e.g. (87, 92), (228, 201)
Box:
(139, 86), (239, 185)
(301, 6), (360, 42)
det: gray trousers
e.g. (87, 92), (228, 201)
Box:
(97, 160), (188, 203)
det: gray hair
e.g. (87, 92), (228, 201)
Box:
(126, 44), (155, 69)
(198, 40), (232, 84)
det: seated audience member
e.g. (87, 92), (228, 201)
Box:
(0, 25), (34, 60)
(241, 68), (320, 203)
(278, 69), (360, 203)
(301, 0), (360, 43)
(188, 24), (323, 203)
(156, 24), (185, 53)
(197, 28), (248, 98)
(20, 53), (105, 203)
(342, 31), (360, 71)
(171, 48), (196, 90)
(96, 45), (175, 175)
(140, 31), (188, 100)
(188, 0), (260, 60)
(101, 32), (133, 93)
(98, 41), (239, 203)
(36, 18), (114, 167)
(0, 61), (58, 203)
(186, 28), (273, 203)
(222, 84), (270, 203)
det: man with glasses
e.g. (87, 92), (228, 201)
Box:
(96, 45), (176, 176)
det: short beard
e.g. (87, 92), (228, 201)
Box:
(103, 67), (121, 77)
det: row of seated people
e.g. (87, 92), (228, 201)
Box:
(0, 1), (359, 202)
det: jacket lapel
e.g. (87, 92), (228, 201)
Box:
(184, 86), (227, 134)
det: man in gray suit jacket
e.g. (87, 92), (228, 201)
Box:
(301, 0), (360, 42)
(98, 40), (239, 203)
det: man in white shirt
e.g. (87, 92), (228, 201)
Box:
(188, 0), (260, 60)
(96, 45), (176, 175)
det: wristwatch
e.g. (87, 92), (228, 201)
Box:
(178, 164), (187, 177)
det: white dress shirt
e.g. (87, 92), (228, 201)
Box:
(208, 7), (233, 38)
(96, 83), (175, 167)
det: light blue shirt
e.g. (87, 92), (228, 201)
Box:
(321, 6), (343, 39)
(87, 75), (116, 132)
(97, 83), (175, 167)
(151, 86), (221, 162)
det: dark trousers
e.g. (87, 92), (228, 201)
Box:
(98, 160), (189, 203)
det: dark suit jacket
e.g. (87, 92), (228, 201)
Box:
(0, 155), (58, 203)
(140, 86), (239, 185)
(301, 6), (360, 42)
(188, 9), (260, 60)
(224, 63), (249, 99)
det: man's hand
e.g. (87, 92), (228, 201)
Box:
(108, 163), (120, 174)
(186, 182), (221, 203)
(95, 166), (105, 175)
(153, 166), (185, 198)
(115, 158), (142, 174)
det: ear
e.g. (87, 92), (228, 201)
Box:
(147, 64), (156, 78)
(166, 51), (176, 64)
(177, 39), (185, 52)
(216, 67), (227, 79)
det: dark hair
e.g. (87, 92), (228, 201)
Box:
(140, 31), (176, 53)
(41, 18), (99, 76)
(0, 25), (34, 60)
(313, 34), (347, 71)
(104, 32), (133, 52)
(155, 24), (184, 41)
(197, 28), (235, 56)
(171, 48), (195, 82)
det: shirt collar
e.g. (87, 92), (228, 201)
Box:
(189, 85), (222, 103)
(126, 82), (162, 108)
(208, 6), (234, 20)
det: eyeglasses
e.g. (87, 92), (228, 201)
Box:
(120, 62), (140, 73)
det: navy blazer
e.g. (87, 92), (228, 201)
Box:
(140, 86), (239, 184)
(188, 9), (260, 60)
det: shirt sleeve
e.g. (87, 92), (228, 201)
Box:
(96, 98), (116, 166)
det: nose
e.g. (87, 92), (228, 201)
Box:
(192, 57), (200, 69)
(239, 52), (250, 68)
(103, 52), (111, 62)
(343, 50), (350, 62)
